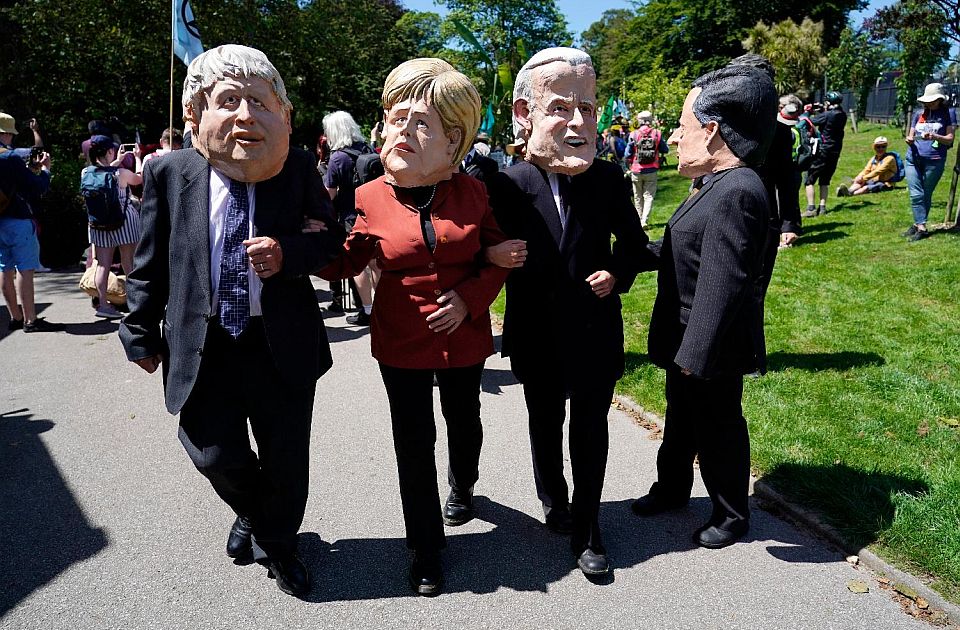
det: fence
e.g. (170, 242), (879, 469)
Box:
(842, 83), (960, 124)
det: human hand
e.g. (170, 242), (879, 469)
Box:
(586, 270), (616, 298)
(134, 355), (162, 374)
(243, 236), (283, 278)
(905, 136), (915, 145)
(485, 239), (527, 268)
(133, 144), (142, 159)
(28, 118), (39, 131)
(426, 290), (468, 334)
(301, 217), (328, 233)
(680, 367), (692, 376)
(39, 152), (51, 169)
(780, 232), (798, 248)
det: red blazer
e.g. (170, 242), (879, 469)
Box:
(319, 173), (509, 369)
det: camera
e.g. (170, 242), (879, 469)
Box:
(29, 146), (44, 163)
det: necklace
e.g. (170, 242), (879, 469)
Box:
(414, 184), (437, 211)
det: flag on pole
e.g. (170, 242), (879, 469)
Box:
(479, 103), (495, 136)
(598, 95), (616, 132)
(173, 0), (203, 66)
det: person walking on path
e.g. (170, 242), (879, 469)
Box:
(625, 110), (669, 228)
(632, 64), (776, 550)
(119, 45), (345, 599)
(486, 47), (657, 578)
(802, 91), (846, 217)
(903, 83), (955, 241)
(314, 58), (509, 597)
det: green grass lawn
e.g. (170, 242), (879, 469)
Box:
(495, 123), (960, 603)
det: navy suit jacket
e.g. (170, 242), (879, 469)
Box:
(488, 159), (657, 385)
(119, 147), (345, 414)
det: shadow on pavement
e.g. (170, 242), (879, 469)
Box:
(0, 410), (108, 617)
(481, 367), (518, 394)
(325, 325), (369, 343)
(61, 320), (121, 336)
(759, 462), (928, 552)
(766, 351), (885, 372)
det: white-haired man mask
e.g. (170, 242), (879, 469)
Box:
(120, 44), (345, 598)
(634, 64), (777, 551)
(486, 47), (658, 577)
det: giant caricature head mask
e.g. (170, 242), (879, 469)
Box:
(513, 48), (597, 176)
(182, 45), (292, 183)
(380, 58), (481, 188)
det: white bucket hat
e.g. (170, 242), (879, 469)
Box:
(0, 112), (18, 135)
(873, 136), (888, 146)
(917, 83), (947, 104)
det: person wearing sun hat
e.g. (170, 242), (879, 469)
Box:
(837, 135), (898, 197)
(903, 82), (956, 241)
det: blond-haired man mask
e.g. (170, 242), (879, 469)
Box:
(183, 44), (292, 182)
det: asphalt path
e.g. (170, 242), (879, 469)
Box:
(0, 272), (928, 629)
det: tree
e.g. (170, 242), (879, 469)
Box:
(438, 0), (571, 142)
(624, 59), (692, 129)
(397, 11), (446, 58)
(867, 0), (950, 124)
(579, 9), (634, 97)
(828, 27), (889, 124)
(743, 18), (827, 99)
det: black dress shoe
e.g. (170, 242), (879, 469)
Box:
(544, 504), (574, 535)
(694, 520), (749, 549)
(409, 550), (442, 596)
(346, 310), (370, 326)
(266, 554), (311, 597)
(225, 516), (253, 558)
(630, 493), (688, 517)
(442, 487), (474, 526)
(576, 547), (610, 576)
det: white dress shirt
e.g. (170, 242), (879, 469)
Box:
(547, 172), (567, 229)
(209, 167), (262, 317)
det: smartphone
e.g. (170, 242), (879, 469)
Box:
(119, 143), (135, 153)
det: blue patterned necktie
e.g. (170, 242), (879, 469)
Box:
(217, 179), (250, 338)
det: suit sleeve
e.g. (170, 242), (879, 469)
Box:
(275, 152), (347, 277)
(119, 159), (170, 361)
(674, 183), (766, 378)
(314, 186), (376, 281)
(607, 167), (658, 293)
(453, 197), (510, 320)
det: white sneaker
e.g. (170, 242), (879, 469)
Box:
(95, 306), (123, 320)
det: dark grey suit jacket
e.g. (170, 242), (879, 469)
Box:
(489, 159), (657, 385)
(119, 148), (345, 414)
(648, 167), (769, 379)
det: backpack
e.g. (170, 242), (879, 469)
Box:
(81, 166), (126, 230)
(341, 146), (384, 187)
(887, 151), (906, 184)
(627, 128), (659, 172)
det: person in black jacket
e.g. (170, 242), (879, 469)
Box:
(486, 47), (657, 577)
(630, 64), (777, 550)
(803, 92), (847, 217)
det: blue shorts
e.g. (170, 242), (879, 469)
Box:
(865, 180), (888, 193)
(0, 217), (41, 272)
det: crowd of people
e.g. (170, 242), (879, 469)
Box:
(0, 39), (955, 603)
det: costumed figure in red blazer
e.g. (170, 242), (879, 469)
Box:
(315, 58), (509, 596)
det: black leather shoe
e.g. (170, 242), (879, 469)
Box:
(695, 520), (749, 549)
(409, 551), (442, 596)
(630, 493), (688, 517)
(442, 487), (474, 526)
(544, 504), (574, 535)
(346, 310), (370, 326)
(225, 516), (253, 558)
(576, 548), (610, 576)
(266, 554), (311, 597)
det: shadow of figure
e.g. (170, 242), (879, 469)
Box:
(0, 304), (50, 343)
(766, 351), (885, 372)
(324, 324), (369, 343)
(61, 320), (121, 336)
(758, 462), (928, 552)
(296, 496), (706, 603)
(481, 367), (518, 394)
(624, 351), (653, 371)
(800, 221), (853, 234)
(0, 410), (108, 617)
(796, 231), (848, 245)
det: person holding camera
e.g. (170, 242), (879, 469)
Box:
(803, 92), (846, 217)
(904, 83), (956, 241)
(0, 112), (56, 332)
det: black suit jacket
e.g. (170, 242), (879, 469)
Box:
(648, 167), (769, 379)
(489, 159), (657, 385)
(119, 147), (346, 414)
(462, 152), (499, 183)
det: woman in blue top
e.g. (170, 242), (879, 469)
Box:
(904, 83), (956, 241)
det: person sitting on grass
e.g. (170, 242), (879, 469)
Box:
(836, 136), (897, 197)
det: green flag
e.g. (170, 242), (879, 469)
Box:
(598, 95), (616, 132)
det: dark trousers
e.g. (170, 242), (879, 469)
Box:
(378, 361), (485, 552)
(178, 318), (315, 561)
(654, 368), (750, 525)
(522, 375), (616, 553)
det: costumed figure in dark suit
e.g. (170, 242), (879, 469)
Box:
(119, 45), (345, 597)
(485, 48), (657, 577)
(314, 58), (509, 596)
(630, 64), (777, 549)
